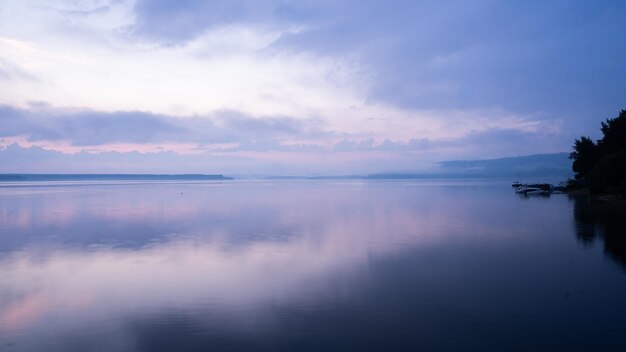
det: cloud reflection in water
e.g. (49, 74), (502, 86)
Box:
(2, 180), (626, 351)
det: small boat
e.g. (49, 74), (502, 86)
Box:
(512, 181), (522, 187)
(516, 186), (550, 196)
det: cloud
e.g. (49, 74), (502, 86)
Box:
(131, 0), (280, 44)
(0, 101), (572, 174)
(0, 105), (327, 148)
(124, 1), (626, 135)
(450, 128), (568, 158)
(1, 1), (622, 173)
(274, 1), (626, 122)
(332, 138), (433, 152)
(0, 143), (259, 174)
(0, 58), (39, 82)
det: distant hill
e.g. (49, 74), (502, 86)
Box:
(368, 153), (573, 179)
(438, 153), (572, 177)
(0, 174), (233, 181)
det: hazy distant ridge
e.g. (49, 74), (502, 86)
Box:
(0, 174), (233, 181)
(370, 153), (572, 179)
(0, 154), (572, 181)
(438, 153), (572, 176)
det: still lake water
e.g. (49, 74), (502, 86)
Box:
(1, 179), (626, 351)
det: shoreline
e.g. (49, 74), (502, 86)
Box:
(565, 187), (626, 207)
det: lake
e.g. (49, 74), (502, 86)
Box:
(1, 179), (625, 351)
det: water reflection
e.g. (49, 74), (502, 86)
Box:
(0, 181), (461, 349)
(2, 180), (626, 351)
(571, 194), (626, 269)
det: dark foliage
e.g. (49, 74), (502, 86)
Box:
(570, 110), (626, 192)
(570, 137), (599, 180)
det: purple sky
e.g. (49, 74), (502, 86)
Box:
(1, 0), (625, 174)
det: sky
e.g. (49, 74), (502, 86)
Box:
(1, 0), (625, 175)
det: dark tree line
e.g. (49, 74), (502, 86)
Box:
(570, 109), (626, 193)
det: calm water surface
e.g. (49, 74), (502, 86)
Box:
(1, 180), (625, 351)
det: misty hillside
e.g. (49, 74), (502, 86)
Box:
(438, 153), (572, 178)
(367, 153), (573, 179)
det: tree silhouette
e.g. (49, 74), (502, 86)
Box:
(570, 110), (626, 192)
(570, 136), (598, 180)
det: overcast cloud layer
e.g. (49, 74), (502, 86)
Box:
(1, 0), (625, 174)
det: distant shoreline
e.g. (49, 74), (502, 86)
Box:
(0, 174), (233, 181)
